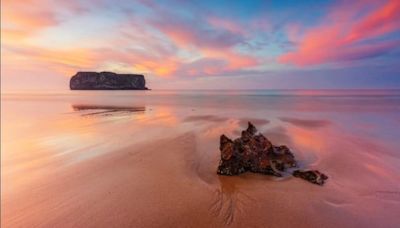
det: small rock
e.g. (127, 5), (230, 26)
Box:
(292, 170), (328, 185)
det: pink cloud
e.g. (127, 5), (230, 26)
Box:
(148, 14), (259, 76)
(279, 0), (400, 66)
(207, 17), (245, 35)
(150, 15), (245, 49)
(345, 0), (400, 43)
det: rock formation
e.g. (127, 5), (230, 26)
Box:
(217, 122), (328, 185)
(70, 71), (148, 90)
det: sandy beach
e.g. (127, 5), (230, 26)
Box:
(2, 90), (400, 227)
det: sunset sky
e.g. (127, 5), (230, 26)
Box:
(2, 0), (400, 91)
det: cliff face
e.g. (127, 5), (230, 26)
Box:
(70, 72), (148, 90)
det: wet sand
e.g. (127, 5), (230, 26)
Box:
(2, 90), (400, 227)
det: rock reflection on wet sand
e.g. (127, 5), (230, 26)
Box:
(238, 118), (269, 127)
(184, 115), (228, 122)
(72, 104), (145, 116)
(279, 117), (331, 128)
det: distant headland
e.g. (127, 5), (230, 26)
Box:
(70, 71), (149, 90)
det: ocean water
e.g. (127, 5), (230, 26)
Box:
(2, 89), (400, 227)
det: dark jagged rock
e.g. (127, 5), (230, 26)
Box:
(70, 71), (148, 90)
(217, 122), (328, 185)
(217, 122), (297, 177)
(292, 170), (328, 186)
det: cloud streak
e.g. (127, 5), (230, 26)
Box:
(279, 0), (400, 66)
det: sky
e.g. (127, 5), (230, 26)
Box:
(1, 0), (400, 91)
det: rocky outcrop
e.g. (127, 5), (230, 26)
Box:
(217, 122), (328, 185)
(70, 71), (148, 90)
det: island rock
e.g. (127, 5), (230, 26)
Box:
(70, 71), (148, 90)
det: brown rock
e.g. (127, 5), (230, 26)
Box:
(217, 122), (328, 185)
(292, 170), (328, 185)
(217, 122), (296, 176)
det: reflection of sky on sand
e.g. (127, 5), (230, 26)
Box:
(279, 117), (331, 128)
(2, 90), (400, 227)
(3, 91), (400, 170)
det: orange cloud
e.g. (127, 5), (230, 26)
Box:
(204, 49), (258, 71)
(1, 0), (98, 77)
(1, 0), (59, 44)
(134, 60), (179, 77)
(3, 46), (102, 78)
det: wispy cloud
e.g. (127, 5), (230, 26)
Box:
(279, 0), (400, 66)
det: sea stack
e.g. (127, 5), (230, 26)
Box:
(70, 71), (148, 90)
